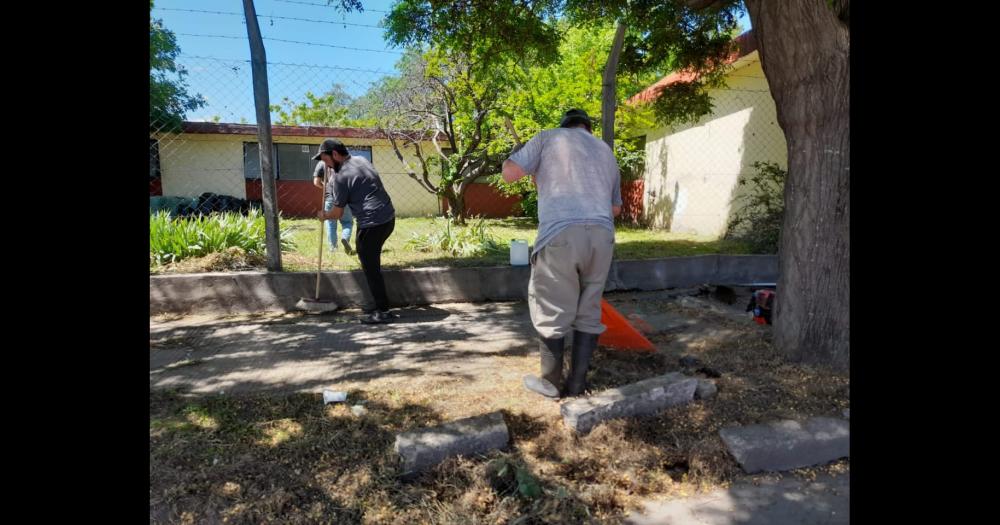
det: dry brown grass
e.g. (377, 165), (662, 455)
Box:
(150, 302), (848, 524)
(155, 247), (268, 274)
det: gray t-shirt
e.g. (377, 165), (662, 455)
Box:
(507, 127), (622, 255)
(330, 155), (395, 228)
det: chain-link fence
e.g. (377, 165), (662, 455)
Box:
(150, 53), (786, 271)
(149, 55), (459, 221)
(640, 62), (788, 239)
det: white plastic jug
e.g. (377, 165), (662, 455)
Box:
(510, 239), (529, 266)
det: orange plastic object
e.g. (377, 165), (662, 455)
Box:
(598, 299), (656, 352)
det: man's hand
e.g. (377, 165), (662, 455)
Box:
(325, 206), (346, 220)
(317, 210), (328, 221)
(313, 176), (324, 190)
(612, 205), (622, 217)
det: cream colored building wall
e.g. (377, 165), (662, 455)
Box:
(641, 55), (787, 236)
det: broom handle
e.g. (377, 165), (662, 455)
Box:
(315, 166), (327, 300)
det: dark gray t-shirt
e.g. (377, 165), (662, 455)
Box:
(330, 156), (395, 228)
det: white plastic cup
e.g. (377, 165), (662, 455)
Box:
(323, 390), (347, 404)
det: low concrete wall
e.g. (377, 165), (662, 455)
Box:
(150, 255), (777, 316)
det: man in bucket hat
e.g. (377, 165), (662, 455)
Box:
(502, 109), (622, 399)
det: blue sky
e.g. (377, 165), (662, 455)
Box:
(152, 0), (751, 124)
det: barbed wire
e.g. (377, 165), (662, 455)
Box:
(153, 7), (383, 29)
(175, 33), (402, 54)
(178, 54), (392, 75)
(273, 0), (389, 13)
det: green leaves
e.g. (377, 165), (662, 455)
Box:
(404, 216), (504, 257)
(724, 161), (786, 253)
(514, 464), (542, 500)
(488, 173), (537, 221)
(150, 1), (205, 131)
(384, 1), (564, 75)
(384, 1), (745, 129)
(269, 85), (375, 127)
(150, 210), (293, 267)
(486, 457), (543, 500)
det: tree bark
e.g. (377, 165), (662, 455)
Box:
(601, 22), (627, 149)
(744, 0), (850, 370)
(444, 189), (465, 224)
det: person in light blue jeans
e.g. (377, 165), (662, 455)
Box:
(313, 161), (354, 254)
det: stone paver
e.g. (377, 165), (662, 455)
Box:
(561, 372), (697, 434)
(394, 411), (509, 476)
(720, 418), (850, 474)
(695, 379), (718, 400)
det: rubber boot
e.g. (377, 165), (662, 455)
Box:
(522, 336), (565, 399)
(564, 331), (598, 397)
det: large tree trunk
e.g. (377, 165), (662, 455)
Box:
(455, 181), (475, 224)
(444, 187), (466, 225)
(744, 0), (850, 370)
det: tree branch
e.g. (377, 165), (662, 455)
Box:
(430, 116), (449, 159)
(410, 141), (439, 194)
(685, 0), (729, 10)
(385, 129), (437, 194)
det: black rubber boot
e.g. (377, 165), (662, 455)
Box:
(564, 331), (598, 397)
(522, 336), (565, 399)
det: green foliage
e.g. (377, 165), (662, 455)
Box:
(149, 1), (205, 130)
(724, 161), (786, 253)
(404, 216), (505, 256)
(385, 1), (745, 128)
(483, 23), (658, 218)
(488, 457), (543, 501)
(488, 173), (537, 221)
(497, 22), (657, 142)
(384, 0), (563, 74)
(615, 134), (647, 182)
(270, 84), (376, 127)
(150, 210), (293, 266)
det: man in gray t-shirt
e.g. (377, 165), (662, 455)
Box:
(502, 109), (622, 399)
(315, 138), (397, 325)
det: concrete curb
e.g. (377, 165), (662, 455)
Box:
(150, 255), (778, 315)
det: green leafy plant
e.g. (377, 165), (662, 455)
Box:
(150, 209), (293, 266)
(404, 216), (505, 257)
(724, 161), (786, 253)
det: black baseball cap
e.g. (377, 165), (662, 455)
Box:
(559, 108), (594, 131)
(312, 138), (348, 160)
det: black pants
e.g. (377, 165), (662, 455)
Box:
(356, 218), (395, 312)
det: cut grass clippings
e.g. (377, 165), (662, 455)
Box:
(150, 302), (848, 524)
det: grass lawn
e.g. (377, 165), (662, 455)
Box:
(152, 217), (760, 274)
